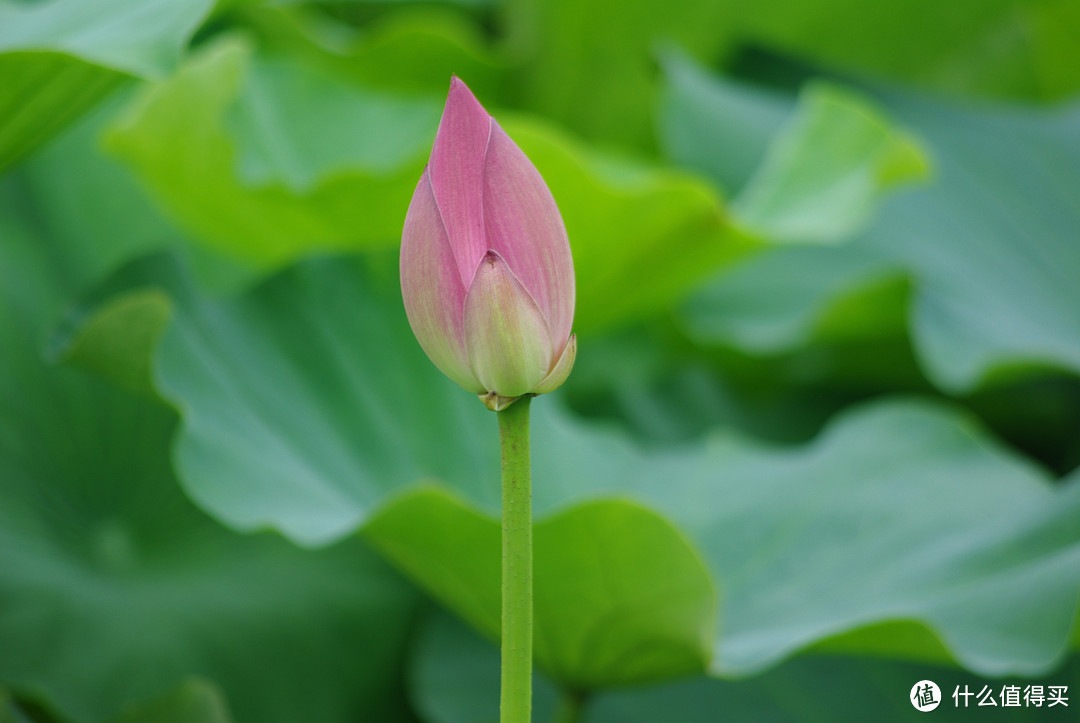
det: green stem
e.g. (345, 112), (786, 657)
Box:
(499, 396), (533, 723)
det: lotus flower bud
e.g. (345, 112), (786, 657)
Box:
(401, 77), (576, 411)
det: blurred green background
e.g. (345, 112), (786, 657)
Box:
(2, 0), (1079, 721)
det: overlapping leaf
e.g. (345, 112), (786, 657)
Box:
(501, 0), (1080, 156)
(877, 93), (1080, 391)
(0, 0), (215, 171)
(726, 0), (1080, 101)
(105, 37), (437, 267)
(0, 187), (419, 723)
(729, 82), (928, 244)
(63, 250), (1080, 681)
(681, 245), (906, 353)
(19, 98), (186, 283)
(505, 0), (733, 148)
(664, 56), (1080, 392)
(366, 488), (717, 689)
(244, 4), (506, 98)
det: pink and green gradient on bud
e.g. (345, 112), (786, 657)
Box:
(401, 77), (576, 410)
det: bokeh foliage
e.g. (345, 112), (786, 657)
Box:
(2, 0), (1079, 721)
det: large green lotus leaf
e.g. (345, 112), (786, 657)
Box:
(23, 90), (257, 296)
(0, 0), (215, 171)
(21, 96), (253, 396)
(19, 97), (181, 282)
(0, 0), (214, 77)
(81, 249), (1080, 677)
(661, 53), (929, 246)
(414, 612), (1080, 723)
(340, 8), (504, 96)
(242, 4), (506, 99)
(661, 55), (923, 367)
(364, 487), (717, 689)
(505, 0), (1080, 150)
(541, 398), (1080, 677)
(663, 57), (1080, 392)
(730, 82), (928, 245)
(728, 0), (1080, 102)
(504, 0), (734, 149)
(682, 245), (907, 354)
(872, 94), (1080, 392)
(155, 252), (501, 546)
(0, 52), (124, 175)
(105, 36), (433, 267)
(0, 191), (419, 723)
(657, 52), (790, 193)
(224, 57), (442, 192)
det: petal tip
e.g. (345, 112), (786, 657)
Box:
(445, 75), (485, 116)
(532, 334), (576, 395)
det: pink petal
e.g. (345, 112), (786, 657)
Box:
(401, 171), (484, 393)
(463, 250), (554, 397)
(428, 76), (492, 287)
(482, 121), (575, 346)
